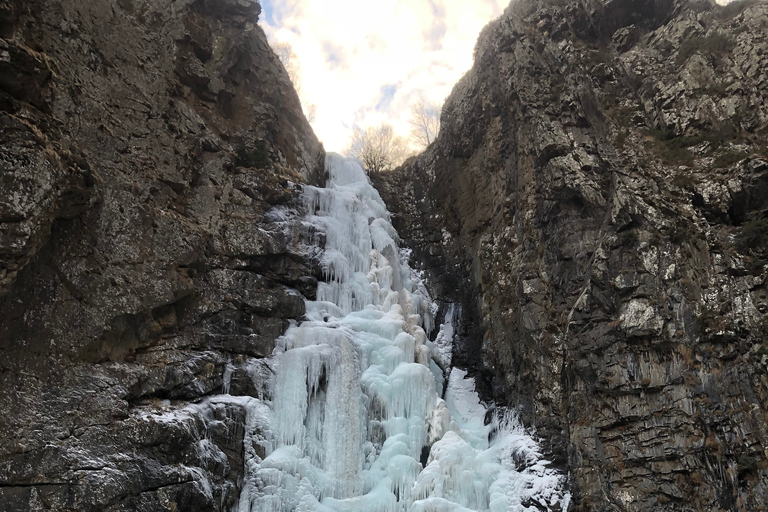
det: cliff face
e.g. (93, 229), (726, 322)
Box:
(0, 0), (323, 510)
(375, 0), (768, 510)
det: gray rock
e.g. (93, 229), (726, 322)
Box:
(375, 0), (768, 509)
(0, 0), (323, 510)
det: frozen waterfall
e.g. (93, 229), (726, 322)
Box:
(237, 154), (569, 512)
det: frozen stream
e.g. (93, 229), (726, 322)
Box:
(237, 154), (569, 512)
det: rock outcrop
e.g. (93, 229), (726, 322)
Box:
(375, 0), (768, 510)
(0, 0), (323, 510)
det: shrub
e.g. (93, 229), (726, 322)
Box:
(235, 141), (270, 169)
(673, 173), (698, 189)
(701, 82), (729, 96)
(696, 306), (719, 333)
(706, 126), (739, 148)
(612, 105), (637, 128)
(649, 129), (707, 148)
(676, 33), (736, 66)
(645, 129), (703, 165)
(713, 149), (749, 169)
(585, 49), (609, 66)
(619, 228), (638, 246)
(737, 455), (758, 476)
(616, 129), (628, 148)
(669, 222), (693, 245)
(737, 218), (768, 252)
(646, 125), (746, 165)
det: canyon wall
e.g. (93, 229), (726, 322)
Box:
(3, 0), (768, 510)
(375, 0), (768, 510)
(0, 0), (323, 509)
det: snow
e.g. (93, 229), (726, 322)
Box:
(432, 304), (457, 370)
(222, 358), (235, 395)
(238, 154), (569, 511)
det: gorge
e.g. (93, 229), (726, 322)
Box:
(1, 0), (767, 511)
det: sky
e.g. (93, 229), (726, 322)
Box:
(259, 0), (735, 152)
(258, 0), (507, 152)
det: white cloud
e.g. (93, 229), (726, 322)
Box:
(260, 0), (506, 152)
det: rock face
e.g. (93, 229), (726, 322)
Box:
(0, 0), (323, 510)
(375, 0), (768, 510)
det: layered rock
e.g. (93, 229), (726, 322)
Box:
(375, 0), (768, 510)
(0, 0), (323, 510)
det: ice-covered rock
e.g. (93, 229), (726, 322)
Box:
(237, 155), (569, 512)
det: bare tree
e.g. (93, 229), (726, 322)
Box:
(272, 42), (299, 84)
(408, 99), (441, 150)
(345, 123), (413, 173)
(272, 41), (317, 123)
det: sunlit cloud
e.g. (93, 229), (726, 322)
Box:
(259, 0), (506, 152)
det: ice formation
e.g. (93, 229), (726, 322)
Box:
(237, 154), (569, 512)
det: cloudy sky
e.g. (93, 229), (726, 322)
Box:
(259, 0), (736, 152)
(258, 0), (507, 152)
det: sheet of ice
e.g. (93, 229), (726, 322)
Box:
(431, 304), (457, 372)
(238, 154), (569, 512)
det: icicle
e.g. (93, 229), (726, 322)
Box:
(238, 154), (569, 512)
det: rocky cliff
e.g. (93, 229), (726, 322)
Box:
(0, 0), (323, 510)
(375, 0), (768, 510)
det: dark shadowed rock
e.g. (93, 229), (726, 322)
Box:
(0, 0), (322, 510)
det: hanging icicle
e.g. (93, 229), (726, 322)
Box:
(237, 154), (569, 512)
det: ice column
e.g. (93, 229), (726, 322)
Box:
(238, 154), (569, 512)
